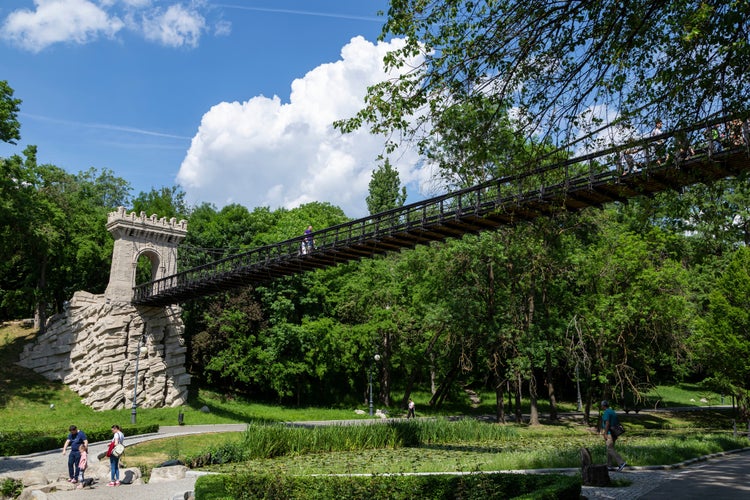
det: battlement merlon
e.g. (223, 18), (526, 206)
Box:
(107, 206), (188, 243)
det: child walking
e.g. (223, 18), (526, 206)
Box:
(76, 443), (88, 489)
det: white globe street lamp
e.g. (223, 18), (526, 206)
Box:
(369, 353), (381, 416)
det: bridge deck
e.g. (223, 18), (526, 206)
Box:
(134, 120), (750, 306)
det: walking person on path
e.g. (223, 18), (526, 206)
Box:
(107, 424), (125, 486)
(61, 425), (88, 483)
(600, 400), (627, 472)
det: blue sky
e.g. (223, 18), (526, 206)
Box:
(0, 0), (429, 218)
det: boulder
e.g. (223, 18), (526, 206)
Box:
(148, 465), (188, 483)
(20, 471), (47, 487)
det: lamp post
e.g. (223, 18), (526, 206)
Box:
(130, 335), (148, 424)
(369, 353), (381, 416)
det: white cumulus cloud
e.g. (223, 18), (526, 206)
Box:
(141, 3), (205, 48)
(1, 0), (221, 51)
(177, 36), (430, 218)
(1, 0), (124, 52)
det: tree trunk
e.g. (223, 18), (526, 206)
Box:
(584, 376), (594, 426)
(34, 254), (48, 335)
(546, 352), (558, 421)
(430, 363), (460, 409)
(529, 375), (540, 425)
(514, 372), (523, 423)
(380, 331), (391, 407)
(495, 377), (506, 423)
(507, 379), (513, 415)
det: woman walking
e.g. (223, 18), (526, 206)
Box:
(107, 424), (124, 486)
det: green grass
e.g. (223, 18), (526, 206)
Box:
(646, 383), (727, 408)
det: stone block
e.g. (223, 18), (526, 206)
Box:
(148, 465), (187, 483)
(21, 471), (48, 487)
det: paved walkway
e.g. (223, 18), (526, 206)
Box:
(580, 449), (750, 499)
(0, 424), (247, 500)
(2, 424), (749, 499)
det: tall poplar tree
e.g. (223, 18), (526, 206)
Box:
(366, 158), (407, 215)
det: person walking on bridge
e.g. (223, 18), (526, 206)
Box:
(302, 225), (314, 254)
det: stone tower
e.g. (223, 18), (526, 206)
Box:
(105, 206), (188, 303)
(18, 208), (191, 411)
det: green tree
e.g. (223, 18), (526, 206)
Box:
(338, 1), (750, 155)
(131, 185), (188, 220)
(572, 209), (693, 415)
(366, 158), (407, 214)
(0, 80), (21, 144)
(691, 247), (750, 420)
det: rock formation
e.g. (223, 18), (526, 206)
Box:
(18, 290), (190, 410)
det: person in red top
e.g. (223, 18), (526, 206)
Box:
(107, 424), (125, 486)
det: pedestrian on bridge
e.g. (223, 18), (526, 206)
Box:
(302, 225), (314, 254)
(650, 119), (666, 164)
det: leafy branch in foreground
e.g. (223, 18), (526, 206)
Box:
(337, 1), (750, 156)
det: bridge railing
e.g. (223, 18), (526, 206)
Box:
(133, 113), (749, 303)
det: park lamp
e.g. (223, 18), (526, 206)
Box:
(369, 353), (381, 416)
(130, 335), (149, 424)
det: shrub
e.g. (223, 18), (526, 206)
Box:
(0, 424), (159, 456)
(0, 477), (23, 499)
(194, 472), (580, 500)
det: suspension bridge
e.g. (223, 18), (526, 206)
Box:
(133, 116), (750, 306)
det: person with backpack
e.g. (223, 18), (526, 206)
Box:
(107, 424), (125, 486)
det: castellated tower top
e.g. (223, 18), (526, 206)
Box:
(105, 207), (189, 303)
(106, 206), (188, 239)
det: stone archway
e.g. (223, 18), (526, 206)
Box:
(135, 247), (163, 287)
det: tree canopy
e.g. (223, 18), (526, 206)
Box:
(338, 1), (750, 157)
(0, 80), (22, 144)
